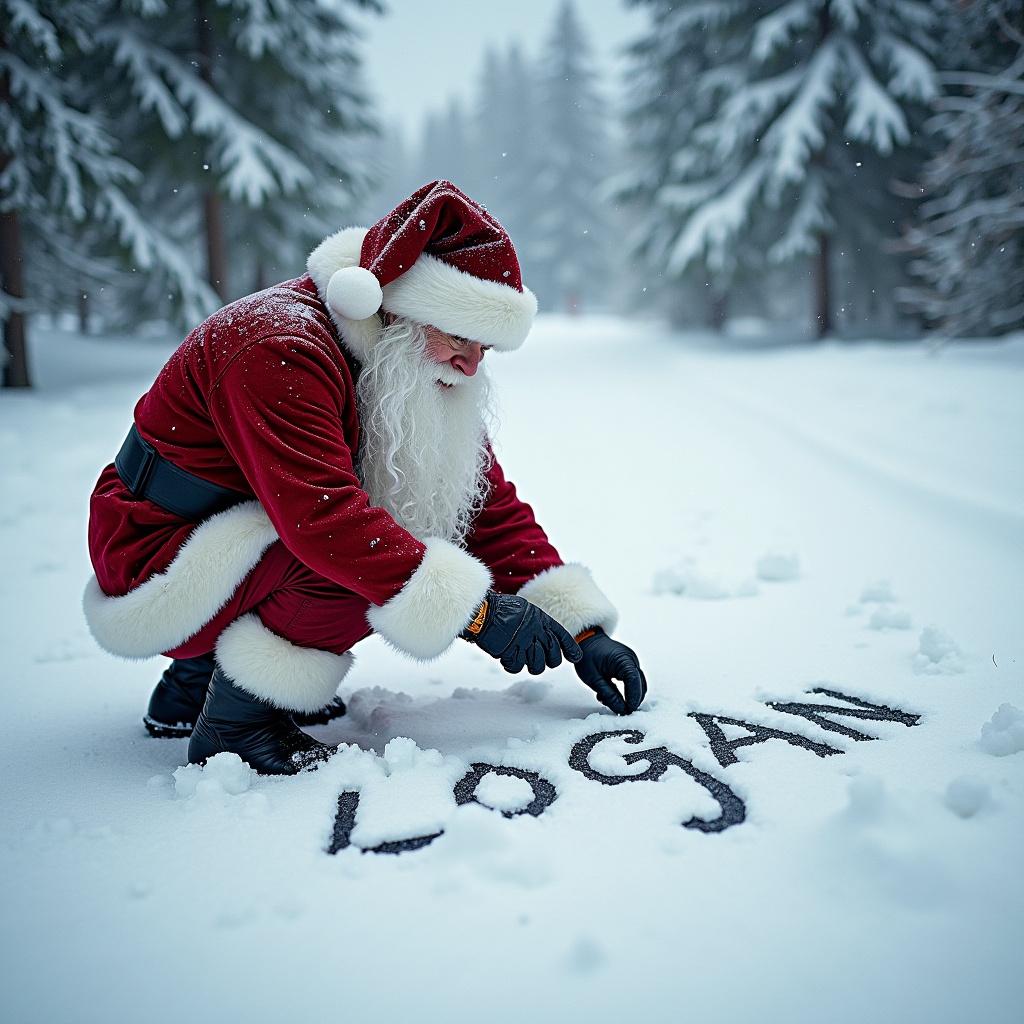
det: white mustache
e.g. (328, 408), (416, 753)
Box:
(434, 362), (469, 387)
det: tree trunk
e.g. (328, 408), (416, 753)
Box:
(811, 3), (832, 341)
(814, 232), (831, 339)
(707, 284), (727, 331)
(0, 41), (30, 388)
(203, 191), (228, 301)
(197, 0), (228, 302)
(78, 286), (90, 334)
(0, 209), (30, 388)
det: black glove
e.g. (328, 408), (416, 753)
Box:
(462, 591), (583, 675)
(574, 628), (647, 715)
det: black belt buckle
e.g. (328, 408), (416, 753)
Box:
(117, 425), (158, 498)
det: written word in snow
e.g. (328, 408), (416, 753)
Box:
(327, 688), (920, 855)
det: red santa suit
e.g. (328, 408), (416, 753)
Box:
(83, 183), (617, 713)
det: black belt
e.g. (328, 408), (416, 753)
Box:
(114, 423), (248, 521)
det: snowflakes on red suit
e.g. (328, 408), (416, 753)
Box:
(83, 183), (617, 721)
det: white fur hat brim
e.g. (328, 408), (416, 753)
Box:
(307, 227), (536, 358)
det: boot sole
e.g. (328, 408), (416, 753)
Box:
(146, 706), (346, 739)
(143, 716), (194, 739)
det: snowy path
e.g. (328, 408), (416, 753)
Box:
(1, 320), (1022, 1023)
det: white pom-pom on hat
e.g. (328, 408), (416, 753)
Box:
(326, 265), (383, 321)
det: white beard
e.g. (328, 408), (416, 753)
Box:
(354, 317), (494, 545)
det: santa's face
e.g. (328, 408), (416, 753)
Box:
(354, 315), (494, 544)
(421, 324), (491, 384)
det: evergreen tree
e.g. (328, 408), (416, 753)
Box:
(899, 0), (1024, 336)
(470, 43), (542, 279)
(0, 0), (215, 388)
(415, 97), (473, 189)
(533, 0), (612, 313)
(616, 0), (734, 326)
(620, 0), (940, 337)
(94, 0), (379, 308)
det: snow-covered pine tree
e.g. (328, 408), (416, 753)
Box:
(621, 0), (940, 337)
(899, 0), (1024, 336)
(532, 0), (612, 313)
(0, 0), (216, 388)
(94, 0), (379, 307)
(616, 0), (738, 326)
(415, 98), (474, 192)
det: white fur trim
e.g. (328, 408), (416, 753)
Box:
(327, 265), (382, 321)
(518, 563), (619, 637)
(83, 501), (278, 659)
(383, 253), (536, 352)
(307, 227), (382, 358)
(215, 613), (353, 712)
(366, 537), (491, 660)
(308, 225), (536, 355)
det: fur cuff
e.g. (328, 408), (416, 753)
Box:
(518, 563), (618, 637)
(366, 537), (491, 660)
(215, 613), (353, 713)
(83, 502), (278, 659)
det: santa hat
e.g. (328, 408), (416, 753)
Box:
(307, 180), (537, 358)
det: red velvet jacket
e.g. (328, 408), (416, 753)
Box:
(88, 276), (562, 607)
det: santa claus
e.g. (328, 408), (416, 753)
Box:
(83, 181), (646, 775)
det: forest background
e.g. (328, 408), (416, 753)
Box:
(2, 0), (1022, 389)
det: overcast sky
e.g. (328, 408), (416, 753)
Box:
(354, 0), (649, 138)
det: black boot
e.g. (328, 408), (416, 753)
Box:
(144, 654), (216, 738)
(188, 668), (336, 775)
(146, 654), (346, 737)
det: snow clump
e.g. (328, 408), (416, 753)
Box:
(346, 738), (463, 849)
(869, 606), (912, 630)
(913, 626), (965, 674)
(755, 547), (800, 582)
(979, 704), (1024, 756)
(844, 774), (887, 822)
(653, 557), (758, 599)
(653, 559), (730, 599)
(860, 580), (896, 603)
(473, 772), (536, 815)
(173, 752), (256, 799)
(943, 775), (988, 818)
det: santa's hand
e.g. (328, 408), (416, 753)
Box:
(573, 628), (647, 715)
(462, 592), (583, 675)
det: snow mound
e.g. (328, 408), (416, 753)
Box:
(343, 738), (465, 849)
(653, 557), (758, 599)
(503, 679), (552, 704)
(860, 579), (896, 603)
(944, 775), (988, 817)
(755, 547), (800, 582)
(914, 626), (965, 674)
(563, 936), (608, 974)
(473, 772), (536, 814)
(844, 774), (888, 822)
(979, 703), (1024, 756)
(441, 805), (552, 888)
(869, 605), (912, 630)
(171, 754), (267, 816)
(173, 753), (256, 799)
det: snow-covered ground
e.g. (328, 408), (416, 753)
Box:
(1, 317), (1022, 1023)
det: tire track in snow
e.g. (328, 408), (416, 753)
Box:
(702, 378), (1024, 549)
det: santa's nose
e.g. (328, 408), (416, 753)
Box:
(451, 342), (484, 376)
